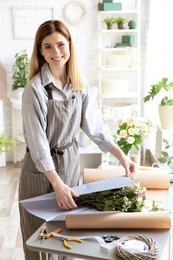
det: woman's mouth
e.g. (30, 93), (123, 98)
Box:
(52, 57), (62, 61)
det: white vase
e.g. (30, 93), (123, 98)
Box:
(12, 88), (24, 100)
(158, 105), (173, 130)
(130, 146), (141, 167)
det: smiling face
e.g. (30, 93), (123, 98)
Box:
(40, 32), (70, 71)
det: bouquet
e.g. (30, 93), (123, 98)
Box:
(74, 183), (162, 212)
(115, 109), (156, 155)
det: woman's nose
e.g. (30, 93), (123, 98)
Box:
(52, 46), (60, 54)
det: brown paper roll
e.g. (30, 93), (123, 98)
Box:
(65, 168), (171, 230)
(66, 211), (171, 230)
(83, 168), (170, 190)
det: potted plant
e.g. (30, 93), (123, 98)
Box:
(103, 17), (116, 30)
(12, 49), (29, 99)
(157, 139), (173, 170)
(0, 133), (18, 154)
(114, 17), (128, 29)
(157, 139), (173, 180)
(143, 77), (173, 129)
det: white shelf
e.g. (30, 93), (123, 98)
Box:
(98, 10), (138, 14)
(100, 66), (139, 71)
(100, 29), (138, 33)
(98, 0), (141, 111)
(102, 92), (138, 99)
(100, 47), (138, 51)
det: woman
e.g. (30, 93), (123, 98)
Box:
(18, 20), (136, 260)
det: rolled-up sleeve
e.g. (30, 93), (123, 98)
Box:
(81, 85), (115, 153)
(22, 77), (55, 173)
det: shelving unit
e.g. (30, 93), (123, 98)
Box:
(98, 0), (141, 116)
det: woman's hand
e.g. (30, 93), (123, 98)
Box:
(109, 145), (137, 179)
(54, 183), (79, 210)
(120, 156), (137, 180)
(45, 170), (79, 210)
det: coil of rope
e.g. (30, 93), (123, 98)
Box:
(115, 234), (159, 260)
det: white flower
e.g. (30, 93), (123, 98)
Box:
(119, 129), (128, 138)
(115, 109), (157, 155)
(134, 127), (140, 135)
(143, 198), (153, 210)
(141, 206), (149, 212)
(117, 119), (124, 126)
(128, 128), (135, 135)
(126, 117), (135, 126)
(127, 136), (135, 144)
(141, 123), (147, 132)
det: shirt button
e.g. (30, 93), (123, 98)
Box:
(63, 97), (67, 100)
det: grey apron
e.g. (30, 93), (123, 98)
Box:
(19, 84), (82, 260)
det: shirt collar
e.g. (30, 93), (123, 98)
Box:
(41, 63), (54, 87)
(41, 62), (71, 89)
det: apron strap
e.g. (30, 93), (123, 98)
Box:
(45, 84), (53, 99)
(26, 139), (75, 156)
(51, 139), (76, 156)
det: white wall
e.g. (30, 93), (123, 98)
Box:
(145, 0), (173, 122)
(0, 0), (148, 161)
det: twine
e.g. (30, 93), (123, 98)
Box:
(115, 234), (159, 260)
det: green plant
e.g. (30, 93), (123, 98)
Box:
(12, 50), (29, 91)
(74, 182), (162, 212)
(103, 17), (116, 25)
(143, 77), (173, 106)
(114, 109), (156, 155)
(114, 17), (128, 24)
(157, 138), (173, 172)
(0, 133), (18, 154)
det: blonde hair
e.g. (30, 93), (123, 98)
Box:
(28, 20), (84, 90)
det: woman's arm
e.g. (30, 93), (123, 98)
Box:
(45, 170), (79, 210)
(109, 145), (136, 179)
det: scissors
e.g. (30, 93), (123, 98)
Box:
(56, 236), (83, 249)
(38, 225), (62, 243)
(103, 234), (121, 243)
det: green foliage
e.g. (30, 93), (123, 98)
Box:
(157, 138), (173, 171)
(12, 50), (29, 91)
(114, 17), (128, 24)
(103, 17), (116, 25)
(143, 77), (173, 106)
(74, 183), (162, 212)
(0, 134), (18, 154)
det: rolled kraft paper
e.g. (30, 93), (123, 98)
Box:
(66, 211), (171, 230)
(83, 169), (170, 190)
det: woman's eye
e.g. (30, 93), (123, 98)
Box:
(58, 43), (65, 47)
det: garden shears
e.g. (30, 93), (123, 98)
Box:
(38, 225), (62, 243)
